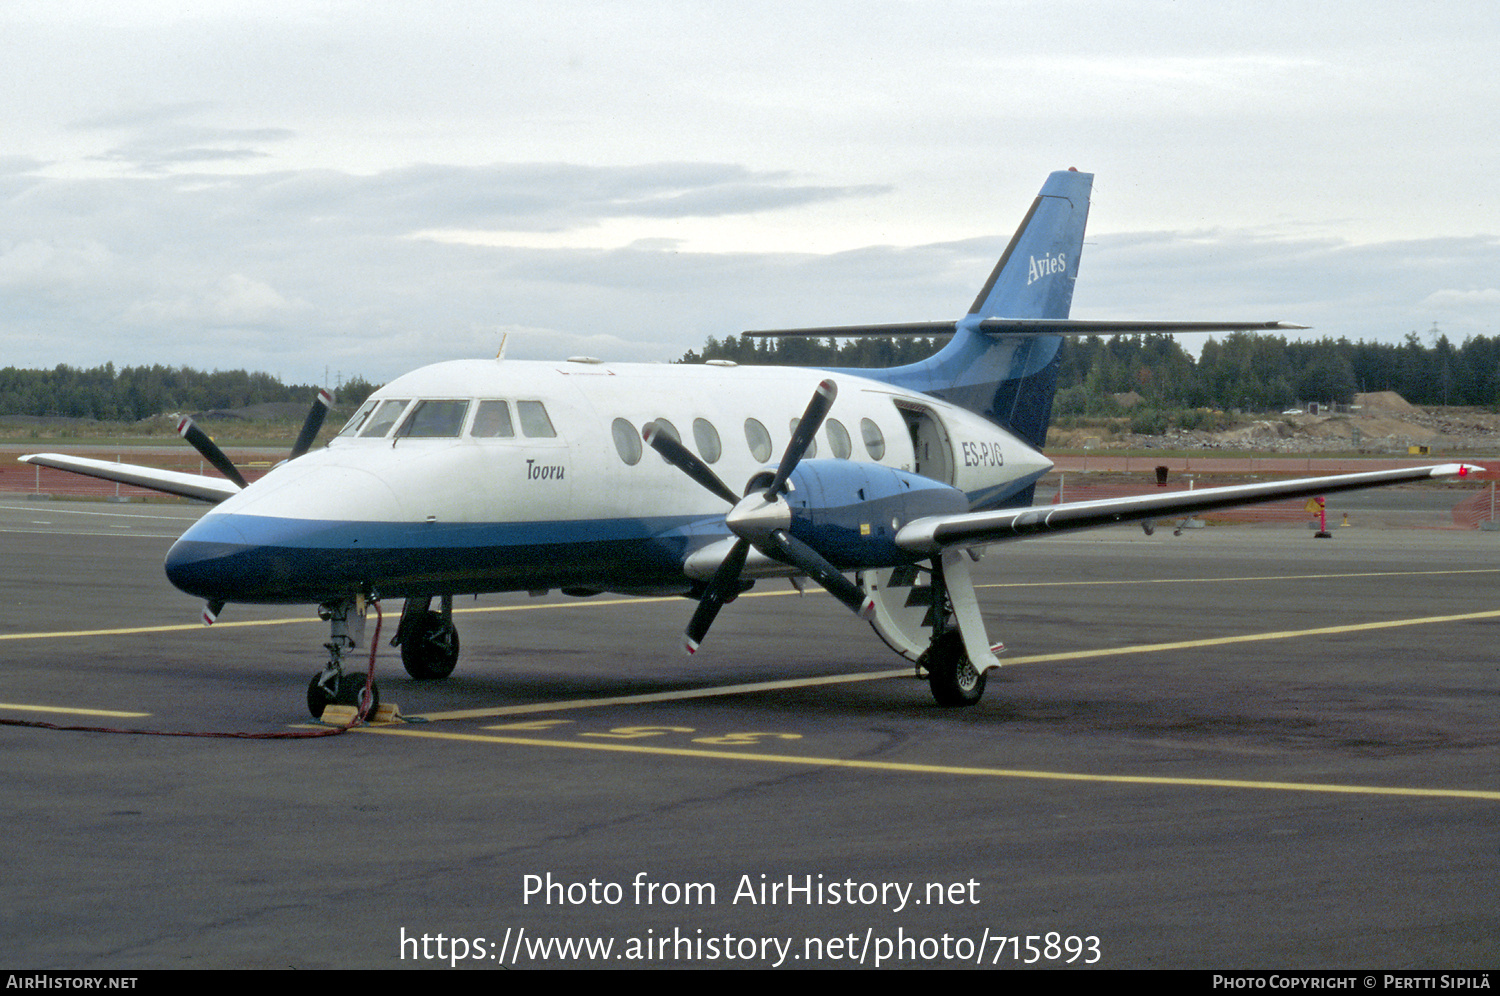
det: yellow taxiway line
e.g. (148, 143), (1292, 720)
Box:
(410, 604), (1500, 721)
(0, 702), (150, 718)
(359, 724), (1500, 802)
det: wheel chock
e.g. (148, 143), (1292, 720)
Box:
(318, 704), (360, 725)
(315, 702), (401, 726)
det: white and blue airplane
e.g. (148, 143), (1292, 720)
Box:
(22, 170), (1478, 717)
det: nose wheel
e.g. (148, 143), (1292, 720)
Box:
(307, 670), (380, 720)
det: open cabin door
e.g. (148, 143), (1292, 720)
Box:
(895, 400), (955, 485)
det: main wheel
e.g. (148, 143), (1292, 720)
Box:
(921, 630), (987, 707)
(307, 671), (381, 719)
(400, 610), (460, 680)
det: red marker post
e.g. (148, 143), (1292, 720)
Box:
(1308, 495), (1332, 538)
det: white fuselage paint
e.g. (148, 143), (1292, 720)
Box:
(185, 358), (1052, 598)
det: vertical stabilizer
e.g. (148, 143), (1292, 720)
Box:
(967, 169), (1091, 321)
(864, 170), (1092, 463)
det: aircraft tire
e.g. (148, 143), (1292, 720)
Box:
(922, 630), (986, 707)
(401, 610), (460, 680)
(307, 672), (381, 720)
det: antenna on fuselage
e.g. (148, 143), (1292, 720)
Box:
(496, 333), (508, 360)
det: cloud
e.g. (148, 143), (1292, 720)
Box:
(69, 103), (297, 173)
(2, 155), (1496, 389)
(1421, 288), (1500, 308)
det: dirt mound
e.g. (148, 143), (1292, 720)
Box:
(1355, 391), (1418, 413)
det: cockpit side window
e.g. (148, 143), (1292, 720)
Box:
(516, 400), (557, 438)
(470, 400), (515, 438)
(359, 399), (411, 437)
(395, 399), (469, 438)
(337, 399), (379, 437)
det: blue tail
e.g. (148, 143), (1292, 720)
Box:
(861, 169), (1093, 450)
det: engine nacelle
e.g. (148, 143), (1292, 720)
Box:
(775, 460), (968, 568)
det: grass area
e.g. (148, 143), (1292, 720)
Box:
(0, 415), (347, 449)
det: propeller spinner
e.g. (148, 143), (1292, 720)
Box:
(645, 378), (875, 653)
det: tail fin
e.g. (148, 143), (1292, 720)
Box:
(966, 169), (1091, 321)
(869, 170), (1093, 451)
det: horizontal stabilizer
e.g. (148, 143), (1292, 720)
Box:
(895, 464), (1482, 553)
(743, 320), (1306, 338)
(18, 453), (241, 503)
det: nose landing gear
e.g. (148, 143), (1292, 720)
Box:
(306, 596), (380, 721)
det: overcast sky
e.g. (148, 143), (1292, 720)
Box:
(3, 0), (1496, 388)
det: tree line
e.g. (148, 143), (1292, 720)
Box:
(682, 328), (1500, 411)
(0, 363), (378, 421)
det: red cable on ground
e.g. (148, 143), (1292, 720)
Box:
(1, 600), (389, 740)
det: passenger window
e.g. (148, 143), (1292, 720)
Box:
(612, 418), (642, 465)
(471, 401), (515, 437)
(693, 418), (722, 464)
(359, 399), (410, 437)
(826, 418), (852, 459)
(744, 418), (772, 462)
(396, 400), (469, 438)
(789, 418), (817, 458)
(337, 399), (378, 437)
(861, 417), (886, 461)
(517, 400), (557, 438)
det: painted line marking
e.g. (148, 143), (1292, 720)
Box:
(3, 566), (1492, 642)
(0, 505), (199, 522)
(358, 725), (1500, 802)
(418, 669), (911, 720)
(977, 567), (1500, 589)
(0, 702), (151, 718)
(997, 606), (1500, 666)
(408, 606), (1500, 721)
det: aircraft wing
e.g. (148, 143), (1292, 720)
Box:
(18, 453), (241, 503)
(894, 464), (1481, 554)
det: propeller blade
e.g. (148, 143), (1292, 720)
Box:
(763, 528), (874, 619)
(763, 379), (836, 499)
(177, 417), (248, 489)
(644, 421), (740, 505)
(289, 389), (334, 460)
(683, 538), (750, 653)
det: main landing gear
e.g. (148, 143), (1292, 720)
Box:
(920, 629), (987, 707)
(393, 595), (460, 679)
(862, 551), (1003, 708)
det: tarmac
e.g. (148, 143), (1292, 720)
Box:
(1, 496), (1497, 969)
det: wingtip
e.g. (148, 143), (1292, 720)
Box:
(1436, 462), (1486, 478)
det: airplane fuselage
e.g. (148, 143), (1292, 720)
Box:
(163, 358), (1054, 605)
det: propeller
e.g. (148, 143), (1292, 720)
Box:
(176, 389), (336, 491)
(177, 417), (248, 489)
(289, 389), (334, 460)
(646, 378), (874, 653)
(176, 389), (336, 626)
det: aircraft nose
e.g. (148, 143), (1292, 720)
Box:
(164, 458), (409, 604)
(164, 513), (258, 602)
